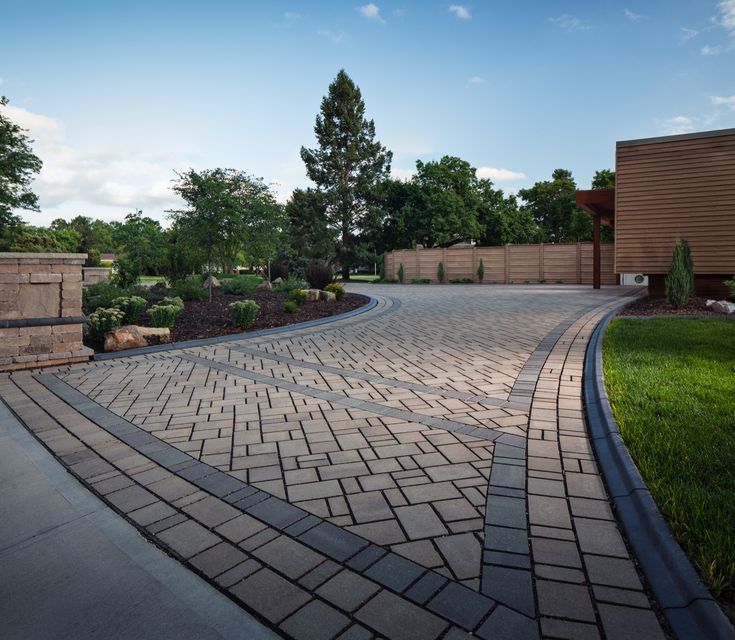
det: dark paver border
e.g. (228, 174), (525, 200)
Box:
(92, 293), (383, 360)
(583, 307), (735, 640)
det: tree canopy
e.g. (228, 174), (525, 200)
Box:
(300, 69), (392, 278)
(0, 96), (43, 233)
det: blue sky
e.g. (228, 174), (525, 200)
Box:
(1, 0), (734, 226)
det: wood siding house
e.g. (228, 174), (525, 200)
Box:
(578, 128), (735, 295)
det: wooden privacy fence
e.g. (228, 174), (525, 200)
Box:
(384, 242), (616, 285)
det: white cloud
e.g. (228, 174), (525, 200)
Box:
(712, 94), (735, 110)
(467, 76), (486, 85)
(317, 29), (348, 44)
(391, 168), (415, 182)
(680, 27), (699, 40)
(476, 167), (526, 181)
(701, 43), (724, 55)
(549, 14), (591, 32)
(449, 5), (471, 20)
(624, 8), (645, 22)
(358, 3), (384, 22)
(660, 115), (695, 134)
(716, 0), (735, 34)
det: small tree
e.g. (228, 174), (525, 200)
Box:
(437, 261), (445, 283)
(397, 262), (404, 283)
(666, 238), (694, 308)
(477, 257), (484, 282)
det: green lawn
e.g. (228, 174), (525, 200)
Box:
(138, 275), (166, 283)
(340, 274), (380, 282)
(603, 317), (735, 599)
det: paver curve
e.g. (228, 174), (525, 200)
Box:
(0, 283), (669, 639)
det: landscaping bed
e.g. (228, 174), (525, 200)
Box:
(149, 290), (368, 342)
(618, 295), (722, 317)
(603, 317), (735, 620)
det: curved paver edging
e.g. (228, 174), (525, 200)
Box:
(583, 308), (735, 640)
(93, 294), (381, 361)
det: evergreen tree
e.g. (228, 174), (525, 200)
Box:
(285, 188), (336, 260)
(666, 238), (694, 308)
(0, 96), (43, 235)
(300, 70), (392, 279)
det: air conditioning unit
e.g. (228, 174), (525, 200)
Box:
(620, 273), (648, 286)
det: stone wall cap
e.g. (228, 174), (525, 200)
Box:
(0, 252), (88, 260)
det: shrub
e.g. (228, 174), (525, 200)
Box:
(449, 278), (473, 284)
(275, 275), (308, 293)
(85, 248), (101, 267)
(162, 295), (184, 310)
(87, 307), (125, 341)
(172, 275), (207, 301)
(289, 289), (308, 305)
(723, 277), (735, 300)
(411, 278), (431, 284)
(111, 296), (147, 324)
(283, 300), (298, 313)
(229, 300), (260, 328)
(305, 261), (334, 290)
(222, 276), (261, 296)
(398, 263), (404, 283)
(111, 256), (141, 288)
(437, 261), (445, 283)
(148, 304), (181, 328)
(325, 283), (345, 300)
(666, 238), (694, 308)
(83, 282), (128, 313)
(477, 257), (484, 282)
(270, 260), (289, 282)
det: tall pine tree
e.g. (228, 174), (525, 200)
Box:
(300, 70), (392, 279)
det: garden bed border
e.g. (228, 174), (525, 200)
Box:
(583, 308), (735, 639)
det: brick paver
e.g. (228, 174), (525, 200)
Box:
(0, 284), (667, 639)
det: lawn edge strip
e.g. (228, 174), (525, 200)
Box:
(583, 308), (735, 640)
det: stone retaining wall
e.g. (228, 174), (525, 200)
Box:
(0, 253), (93, 371)
(82, 266), (110, 285)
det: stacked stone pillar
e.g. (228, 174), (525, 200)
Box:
(0, 253), (93, 371)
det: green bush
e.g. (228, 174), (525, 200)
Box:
(83, 282), (128, 313)
(666, 238), (694, 308)
(221, 275), (262, 296)
(87, 307), (125, 341)
(111, 296), (147, 324)
(305, 261), (334, 290)
(85, 248), (101, 267)
(397, 263), (404, 283)
(274, 275), (308, 293)
(162, 295), (184, 310)
(325, 283), (345, 300)
(289, 289), (308, 305)
(411, 278), (431, 284)
(148, 304), (181, 328)
(437, 261), (445, 283)
(229, 300), (260, 328)
(449, 278), (473, 284)
(477, 257), (484, 282)
(283, 300), (298, 313)
(172, 275), (207, 301)
(111, 256), (141, 288)
(724, 277), (735, 300)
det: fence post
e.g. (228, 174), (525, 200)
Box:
(539, 242), (544, 282)
(472, 246), (477, 282)
(576, 243), (582, 284)
(416, 245), (421, 281)
(442, 247), (448, 283)
(505, 245), (510, 284)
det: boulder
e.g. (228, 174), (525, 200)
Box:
(104, 325), (171, 352)
(203, 275), (221, 289)
(711, 300), (735, 315)
(319, 290), (336, 302)
(272, 277), (283, 284)
(104, 326), (146, 352)
(256, 280), (273, 291)
(305, 289), (321, 301)
(706, 299), (716, 308)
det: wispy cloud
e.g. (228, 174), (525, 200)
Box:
(680, 27), (699, 40)
(467, 76), (486, 86)
(449, 5), (471, 20)
(549, 14), (591, 32)
(715, 0), (735, 34)
(284, 11), (301, 23)
(358, 3), (384, 23)
(318, 29), (348, 44)
(476, 167), (526, 181)
(0, 77), (4, 87)
(712, 94), (735, 110)
(624, 8), (645, 22)
(660, 115), (695, 134)
(393, 8), (405, 17)
(701, 43), (727, 55)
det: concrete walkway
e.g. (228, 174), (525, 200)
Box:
(0, 284), (666, 639)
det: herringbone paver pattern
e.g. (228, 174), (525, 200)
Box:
(1, 284), (666, 639)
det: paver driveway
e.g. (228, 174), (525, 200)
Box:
(0, 284), (667, 639)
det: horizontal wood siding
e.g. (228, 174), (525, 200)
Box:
(615, 131), (735, 274)
(508, 245), (541, 283)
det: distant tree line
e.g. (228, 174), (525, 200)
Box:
(1, 73), (615, 283)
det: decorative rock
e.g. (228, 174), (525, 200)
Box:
(257, 280), (273, 291)
(203, 275), (221, 289)
(104, 326), (146, 352)
(706, 299), (716, 308)
(272, 277), (283, 285)
(319, 290), (336, 302)
(137, 326), (171, 345)
(711, 300), (735, 315)
(305, 289), (321, 301)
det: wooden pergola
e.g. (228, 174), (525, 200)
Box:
(576, 188), (615, 289)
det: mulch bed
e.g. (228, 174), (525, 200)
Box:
(141, 290), (369, 342)
(618, 295), (724, 317)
